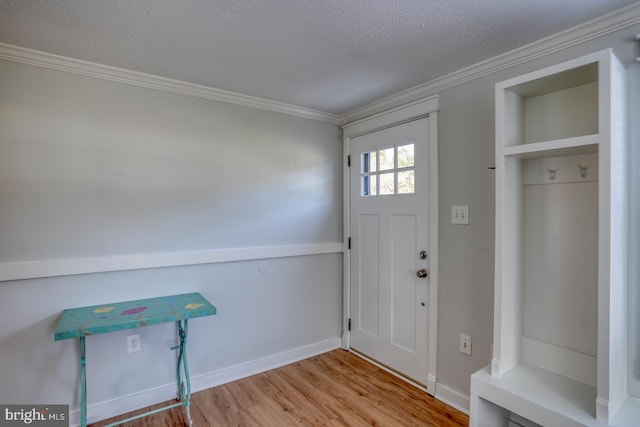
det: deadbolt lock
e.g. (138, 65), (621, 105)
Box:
(416, 269), (428, 278)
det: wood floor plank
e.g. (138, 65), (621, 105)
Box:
(92, 349), (469, 427)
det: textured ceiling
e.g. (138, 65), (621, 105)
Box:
(0, 0), (636, 114)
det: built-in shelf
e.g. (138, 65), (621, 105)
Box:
(499, 60), (599, 149)
(471, 48), (629, 427)
(502, 135), (599, 159)
(472, 364), (598, 427)
(610, 398), (640, 427)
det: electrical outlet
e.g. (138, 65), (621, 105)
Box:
(127, 334), (141, 353)
(460, 334), (471, 356)
(451, 205), (469, 225)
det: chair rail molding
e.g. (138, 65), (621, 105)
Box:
(0, 243), (344, 282)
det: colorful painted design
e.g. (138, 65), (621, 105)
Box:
(54, 293), (216, 341)
(185, 303), (204, 309)
(120, 306), (148, 316)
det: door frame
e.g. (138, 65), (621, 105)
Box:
(341, 95), (440, 395)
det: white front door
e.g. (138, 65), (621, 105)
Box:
(349, 117), (432, 386)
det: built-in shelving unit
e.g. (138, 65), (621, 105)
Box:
(470, 49), (630, 426)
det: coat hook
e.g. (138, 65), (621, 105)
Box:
(547, 168), (556, 180)
(578, 164), (588, 178)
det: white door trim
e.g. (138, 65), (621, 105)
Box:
(341, 95), (439, 394)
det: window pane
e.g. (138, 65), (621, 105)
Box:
(398, 170), (415, 194)
(379, 172), (395, 195)
(379, 148), (394, 171)
(398, 144), (414, 168)
(361, 175), (377, 196)
(361, 151), (377, 173)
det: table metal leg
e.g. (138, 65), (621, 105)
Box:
(104, 320), (196, 427)
(173, 319), (193, 426)
(79, 336), (87, 427)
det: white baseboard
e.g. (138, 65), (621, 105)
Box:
(435, 383), (471, 415)
(189, 337), (341, 393)
(69, 337), (340, 426)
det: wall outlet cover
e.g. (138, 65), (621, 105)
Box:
(460, 334), (471, 355)
(127, 334), (141, 353)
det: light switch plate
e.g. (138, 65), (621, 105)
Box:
(452, 205), (469, 224)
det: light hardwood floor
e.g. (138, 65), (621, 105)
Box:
(92, 349), (469, 426)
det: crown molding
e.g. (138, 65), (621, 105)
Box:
(1, 2), (638, 127)
(0, 42), (342, 125)
(341, 1), (640, 124)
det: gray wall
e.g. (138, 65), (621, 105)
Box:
(435, 24), (640, 400)
(0, 59), (343, 422)
(0, 60), (342, 260)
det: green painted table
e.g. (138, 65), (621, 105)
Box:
(55, 292), (217, 427)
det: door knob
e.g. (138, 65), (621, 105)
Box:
(416, 269), (428, 278)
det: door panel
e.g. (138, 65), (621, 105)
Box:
(349, 117), (430, 385)
(391, 214), (418, 352)
(358, 213), (380, 337)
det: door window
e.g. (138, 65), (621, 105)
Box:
(360, 143), (415, 196)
